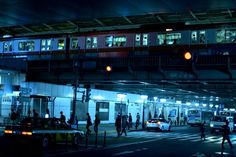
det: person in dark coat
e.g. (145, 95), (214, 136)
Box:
(94, 113), (100, 134)
(115, 114), (121, 137)
(120, 115), (128, 136)
(128, 113), (133, 130)
(221, 121), (234, 149)
(200, 121), (206, 140)
(86, 113), (92, 134)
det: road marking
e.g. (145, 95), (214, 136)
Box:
(112, 151), (134, 156)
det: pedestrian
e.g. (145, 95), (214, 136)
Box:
(115, 114), (121, 137)
(86, 112), (92, 134)
(200, 121), (206, 140)
(10, 109), (18, 124)
(135, 113), (140, 130)
(33, 109), (39, 118)
(128, 113), (132, 130)
(120, 115), (128, 136)
(94, 113), (100, 134)
(221, 120), (234, 149)
(60, 111), (66, 124)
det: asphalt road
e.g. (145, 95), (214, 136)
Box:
(1, 126), (236, 157)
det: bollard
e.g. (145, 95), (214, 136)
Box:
(85, 132), (88, 149)
(95, 132), (98, 147)
(103, 130), (106, 147)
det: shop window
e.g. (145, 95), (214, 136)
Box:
(71, 38), (79, 49)
(96, 102), (109, 121)
(135, 34), (141, 46)
(57, 39), (65, 50)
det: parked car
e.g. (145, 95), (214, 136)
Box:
(4, 117), (85, 148)
(146, 118), (171, 131)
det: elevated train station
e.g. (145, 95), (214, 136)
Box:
(0, 0), (236, 125)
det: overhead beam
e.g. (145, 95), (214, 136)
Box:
(189, 10), (199, 21)
(42, 23), (55, 30)
(123, 16), (133, 24)
(20, 25), (35, 33)
(94, 18), (105, 26)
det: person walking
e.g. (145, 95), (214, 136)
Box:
(33, 109), (39, 118)
(115, 114), (121, 137)
(135, 113), (140, 130)
(86, 112), (92, 134)
(94, 113), (100, 134)
(120, 115), (128, 136)
(60, 111), (66, 124)
(200, 121), (206, 140)
(221, 120), (234, 149)
(128, 113), (132, 130)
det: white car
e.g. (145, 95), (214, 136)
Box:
(146, 118), (171, 131)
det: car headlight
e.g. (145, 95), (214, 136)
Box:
(210, 124), (214, 127)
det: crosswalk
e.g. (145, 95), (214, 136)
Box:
(123, 131), (236, 145)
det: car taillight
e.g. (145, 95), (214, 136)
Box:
(21, 131), (32, 136)
(4, 130), (13, 134)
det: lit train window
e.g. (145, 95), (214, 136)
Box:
(58, 39), (65, 50)
(113, 36), (126, 47)
(86, 37), (91, 48)
(191, 31), (197, 43)
(18, 41), (35, 51)
(71, 38), (78, 49)
(216, 29), (225, 43)
(135, 34), (141, 46)
(3, 42), (8, 52)
(226, 29), (236, 42)
(92, 37), (97, 48)
(41, 39), (51, 51)
(143, 34), (148, 46)
(105, 36), (113, 47)
(157, 33), (181, 45)
(199, 30), (206, 44)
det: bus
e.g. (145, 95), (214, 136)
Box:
(187, 109), (214, 126)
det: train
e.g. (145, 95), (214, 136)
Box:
(0, 26), (236, 57)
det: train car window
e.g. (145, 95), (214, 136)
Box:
(157, 34), (166, 45)
(158, 33), (181, 45)
(86, 37), (92, 49)
(143, 34), (148, 46)
(3, 42), (8, 52)
(105, 36), (113, 47)
(71, 38), (79, 49)
(92, 37), (97, 48)
(191, 31), (197, 43)
(199, 30), (206, 44)
(41, 39), (51, 51)
(135, 34), (141, 46)
(9, 42), (12, 51)
(113, 36), (126, 47)
(226, 29), (236, 42)
(18, 41), (35, 51)
(58, 39), (65, 50)
(216, 29), (225, 43)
